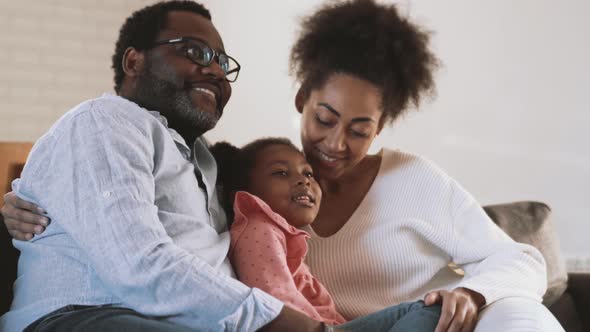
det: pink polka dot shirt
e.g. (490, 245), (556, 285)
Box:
(229, 191), (346, 325)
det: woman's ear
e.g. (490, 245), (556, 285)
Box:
(122, 47), (145, 78)
(295, 87), (306, 114)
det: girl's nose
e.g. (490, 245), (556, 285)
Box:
(296, 175), (311, 187)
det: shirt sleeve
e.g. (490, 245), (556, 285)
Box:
(447, 180), (547, 305)
(230, 215), (326, 322)
(16, 106), (282, 331)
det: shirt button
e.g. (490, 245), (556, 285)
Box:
(102, 191), (112, 198)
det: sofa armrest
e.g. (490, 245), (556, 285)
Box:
(568, 273), (590, 328)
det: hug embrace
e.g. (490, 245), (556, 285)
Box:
(1, 0), (563, 331)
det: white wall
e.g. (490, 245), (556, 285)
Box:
(0, 0), (147, 139)
(204, 0), (590, 260)
(0, 1), (588, 259)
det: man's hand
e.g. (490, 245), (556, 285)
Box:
(1, 192), (49, 240)
(424, 287), (485, 332)
(259, 305), (336, 332)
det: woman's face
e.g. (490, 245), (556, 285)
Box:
(248, 144), (322, 228)
(298, 73), (384, 181)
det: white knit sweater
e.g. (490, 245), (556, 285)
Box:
(304, 149), (547, 320)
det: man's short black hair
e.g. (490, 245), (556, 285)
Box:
(112, 1), (211, 93)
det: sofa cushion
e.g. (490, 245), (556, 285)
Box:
(549, 290), (584, 332)
(1, 214), (19, 315)
(483, 201), (568, 306)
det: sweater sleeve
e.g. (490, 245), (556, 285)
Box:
(447, 180), (547, 305)
(230, 216), (327, 322)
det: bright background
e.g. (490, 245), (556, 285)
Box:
(0, 0), (588, 267)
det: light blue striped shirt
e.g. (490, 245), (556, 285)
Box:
(0, 93), (282, 332)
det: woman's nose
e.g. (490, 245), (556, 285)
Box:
(324, 129), (346, 152)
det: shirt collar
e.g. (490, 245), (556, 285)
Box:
(234, 191), (310, 238)
(102, 93), (191, 151)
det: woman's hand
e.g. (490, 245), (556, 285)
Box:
(424, 287), (485, 332)
(1, 192), (49, 240)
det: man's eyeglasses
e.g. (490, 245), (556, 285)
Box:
(151, 37), (241, 83)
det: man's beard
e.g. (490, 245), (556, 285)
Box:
(131, 60), (222, 140)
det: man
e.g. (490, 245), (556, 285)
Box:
(0, 1), (323, 331)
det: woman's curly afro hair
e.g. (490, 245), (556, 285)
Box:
(290, 0), (440, 123)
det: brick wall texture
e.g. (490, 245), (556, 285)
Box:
(0, 0), (160, 141)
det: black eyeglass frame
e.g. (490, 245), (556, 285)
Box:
(151, 37), (241, 82)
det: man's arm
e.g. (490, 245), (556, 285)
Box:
(16, 107), (283, 331)
(1, 192), (49, 240)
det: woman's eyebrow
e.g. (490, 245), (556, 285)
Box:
(318, 102), (340, 117)
(318, 102), (376, 123)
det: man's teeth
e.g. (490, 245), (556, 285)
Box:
(318, 151), (337, 162)
(192, 87), (215, 98)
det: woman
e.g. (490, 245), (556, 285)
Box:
(287, 1), (560, 331)
(2, 0), (562, 331)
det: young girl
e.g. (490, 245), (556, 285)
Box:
(210, 138), (441, 331)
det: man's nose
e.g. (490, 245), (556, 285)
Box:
(200, 58), (226, 80)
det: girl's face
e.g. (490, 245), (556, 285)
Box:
(248, 144), (322, 228)
(297, 73), (385, 182)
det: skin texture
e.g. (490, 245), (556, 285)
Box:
(119, 11), (232, 145)
(247, 144), (322, 229)
(297, 73), (385, 185)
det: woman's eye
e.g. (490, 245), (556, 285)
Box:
(315, 115), (332, 127)
(303, 171), (314, 178)
(351, 130), (369, 138)
(272, 170), (288, 176)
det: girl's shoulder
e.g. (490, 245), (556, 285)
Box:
(232, 191), (309, 237)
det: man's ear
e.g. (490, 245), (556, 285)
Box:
(122, 47), (145, 78)
(295, 87), (306, 114)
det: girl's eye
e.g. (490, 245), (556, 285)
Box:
(272, 170), (288, 176)
(303, 171), (314, 178)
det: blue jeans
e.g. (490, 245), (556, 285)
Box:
(24, 304), (198, 332)
(334, 300), (441, 332)
(25, 301), (440, 332)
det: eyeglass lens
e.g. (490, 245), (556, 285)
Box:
(186, 41), (238, 81)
